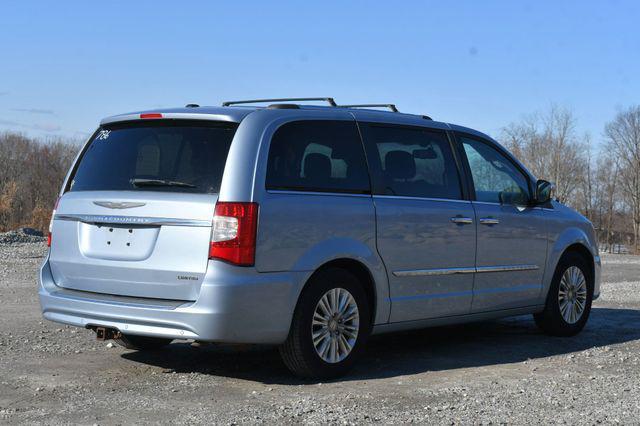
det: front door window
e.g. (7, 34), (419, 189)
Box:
(460, 137), (530, 205)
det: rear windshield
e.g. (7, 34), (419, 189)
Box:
(68, 120), (237, 194)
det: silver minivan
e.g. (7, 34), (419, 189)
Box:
(39, 98), (601, 378)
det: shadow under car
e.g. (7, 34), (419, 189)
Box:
(121, 307), (640, 384)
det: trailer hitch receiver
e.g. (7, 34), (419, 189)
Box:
(94, 326), (121, 341)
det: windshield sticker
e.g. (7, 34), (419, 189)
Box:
(97, 130), (111, 140)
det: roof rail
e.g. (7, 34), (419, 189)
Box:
(339, 104), (399, 113)
(222, 97), (337, 107)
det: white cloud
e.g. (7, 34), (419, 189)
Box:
(0, 118), (61, 133)
(33, 122), (62, 132)
(12, 108), (55, 115)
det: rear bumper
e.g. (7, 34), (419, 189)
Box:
(38, 256), (306, 344)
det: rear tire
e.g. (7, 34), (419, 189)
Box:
(534, 252), (593, 337)
(114, 334), (172, 351)
(279, 267), (371, 379)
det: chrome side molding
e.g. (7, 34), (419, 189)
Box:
(393, 267), (476, 277)
(393, 264), (539, 277)
(54, 214), (211, 227)
(476, 264), (540, 273)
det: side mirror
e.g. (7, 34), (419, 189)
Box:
(535, 179), (555, 204)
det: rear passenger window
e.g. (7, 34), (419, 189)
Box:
(266, 121), (370, 194)
(361, 125), (462, 199)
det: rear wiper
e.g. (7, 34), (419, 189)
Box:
(130, 178), (196, 188)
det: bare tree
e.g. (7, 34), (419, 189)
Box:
(0, 132), (79, 232)
(588, 152), (621, 252)
(577, 134), (595, 221)
(605, 106), (640, 253)
(501, 106), (587, 206)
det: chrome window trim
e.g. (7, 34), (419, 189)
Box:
(374, 195), (471, 204)
(472, 200), (550, 211)
(471, 200), (503, 206)
(54, 214), (212, 227)
(393, 264), (539, 277)
(471, 200), (532, 207)
(266, 189), (372, 198)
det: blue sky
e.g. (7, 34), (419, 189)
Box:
(0, 1), (638, 147)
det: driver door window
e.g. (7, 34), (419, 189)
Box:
(460, 136), (530, 205)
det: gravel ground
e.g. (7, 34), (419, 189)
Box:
(1, 243), (639, 424)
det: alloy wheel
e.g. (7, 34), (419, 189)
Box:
(311, 288), (360, 363)
(558, 266), (588, 324)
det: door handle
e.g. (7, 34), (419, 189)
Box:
(479, 217), (500, 225)
(450, 216), (473, 225)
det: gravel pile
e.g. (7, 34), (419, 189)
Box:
(0, 228), (46, 244)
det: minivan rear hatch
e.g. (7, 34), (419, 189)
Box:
(49, 120), (237, 301)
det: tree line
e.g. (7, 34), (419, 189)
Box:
(1, 105), (639, 253)
(0, 132), (78, 233)
(502, 105), (640, 254)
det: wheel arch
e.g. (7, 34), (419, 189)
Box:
(295, 257), (383, 328)
(543, 226), (597, 301)
(534, 241), (596, 336)
(561, 243), (595, 283)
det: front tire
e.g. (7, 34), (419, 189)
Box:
(534, 252), (594, 336)
(279, 267), (371, 378)
(114, 334), (173, 351)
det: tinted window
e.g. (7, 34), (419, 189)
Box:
(459, 135), (530, 205)
(361, 124), (462, 199)
(266, 120), (370, 193)
(69, 121), (237, 194)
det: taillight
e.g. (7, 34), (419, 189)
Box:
(209, 202), (259, 266)
(47, 197), (60, 247)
